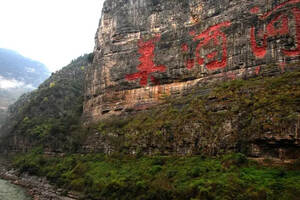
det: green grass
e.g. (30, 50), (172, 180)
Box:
(13, 152), (300, 200)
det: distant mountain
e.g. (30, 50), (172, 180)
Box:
(0, 48), (50, 128)
(0, 48), (50, 88)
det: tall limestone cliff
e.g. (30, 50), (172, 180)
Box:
(80, 0), (300, 159)
(84, 0), (300, 121)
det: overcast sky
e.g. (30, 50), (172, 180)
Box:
(0, 0), (104, 72)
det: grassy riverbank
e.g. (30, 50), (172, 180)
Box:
(13, 151), (300, 200)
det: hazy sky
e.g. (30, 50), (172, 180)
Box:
(0, 0), (104, 72)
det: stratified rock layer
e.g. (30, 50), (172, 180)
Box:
(84, 0), (300, 121)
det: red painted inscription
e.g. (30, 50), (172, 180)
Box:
(250, 0), (300, 58)
(126, 35), (166, 86)
(183, 22), (231, 71)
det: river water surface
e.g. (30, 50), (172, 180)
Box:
(0, 178), (31, 200)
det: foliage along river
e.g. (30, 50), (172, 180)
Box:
(0, 178), (31, 200)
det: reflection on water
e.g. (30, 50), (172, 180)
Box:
(0, 179), (31, 200)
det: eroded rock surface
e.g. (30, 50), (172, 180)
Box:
(84, 0), (300, 121)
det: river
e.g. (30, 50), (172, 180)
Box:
(0, 178), (31, 200)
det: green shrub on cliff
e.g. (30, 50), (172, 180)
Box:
(90, 70), (300, 156)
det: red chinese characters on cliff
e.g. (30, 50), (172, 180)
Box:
(126, 35), (166, 86)
(182, 22), (231, 71)
(250, 0), (300, 59)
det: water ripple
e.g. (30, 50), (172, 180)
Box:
(0, 179), (31, 200)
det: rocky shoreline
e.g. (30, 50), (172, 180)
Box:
(0, 156), (80, 200)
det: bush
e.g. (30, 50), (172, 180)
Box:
(222, 153), (248, 168)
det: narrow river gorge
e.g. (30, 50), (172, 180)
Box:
(0, 178), (31, 200)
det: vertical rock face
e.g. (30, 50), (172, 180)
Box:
(84, 0), (300, 121)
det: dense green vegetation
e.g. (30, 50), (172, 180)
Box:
(13, 151), (300, 200)
(91, 69), (300, 156)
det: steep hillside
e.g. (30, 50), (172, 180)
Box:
(83, 67), (300, 160)
(0, 54), (93, 152)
